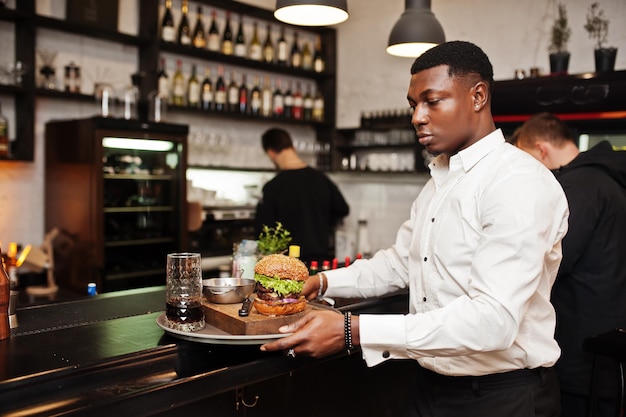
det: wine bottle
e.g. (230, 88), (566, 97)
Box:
(201, 67), (213, 110)
(292, 82), (303, 120)
(222, 11), (233, 55)
(171, 59), (185, 106)
(249, 21), (262, 61)
(313, 37), (325, 73)
(312, 88), (324, 122)
(157, 57), (169, 100)
(161, 0), (175, 43)
(207, 10), (220, 52)
(214, 65), (226, 112)
(192, 6), (206, 49)
(238, 73), (249, 114)
(0, 102), (9, 158)
(249, 76), (261, 116)
(0, 244), (10, 340)
(187, 64), (200, 108)
(276, 27), (288, 66)
(302, 40), (313, 70)
(263, 24), (274, 64)
(177, 0), (191, 46)
(234, 15), (246, 58)
(227, 71), (239, 112)
(272, 79), (284, 118)
(290, 31), (301, 68)
(283, 81), (293, 119)
(261, 75), (272, 117)
(303, 84), (313, 121)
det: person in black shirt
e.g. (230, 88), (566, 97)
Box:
(255, 128), (349, 264)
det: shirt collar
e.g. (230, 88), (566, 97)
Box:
(453, 129), (505, 173)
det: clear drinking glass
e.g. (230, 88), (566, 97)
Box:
(165, 252), (205, 332)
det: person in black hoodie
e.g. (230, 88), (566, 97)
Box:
(516, 112), (626, 417)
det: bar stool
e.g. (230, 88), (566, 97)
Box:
(584, 328), (626, 417)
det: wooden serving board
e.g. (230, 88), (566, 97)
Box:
(202, 296), (317, 335)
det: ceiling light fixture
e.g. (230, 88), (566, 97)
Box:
(274, 0), (349, 26)
(386, 0), (445, 58)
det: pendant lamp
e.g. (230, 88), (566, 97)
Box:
(386, 0), (445, 58)
(274, 0), (349, 26)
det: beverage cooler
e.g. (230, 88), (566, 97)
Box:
(491, 70), (626, 150)
(45, 117), (188, 293)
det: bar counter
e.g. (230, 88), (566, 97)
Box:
(0, 287), (416, 416)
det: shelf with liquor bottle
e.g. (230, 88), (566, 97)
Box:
(333, 109), (430, 174)
(147, 0), (337, 156)
(44, 117), (189, 293)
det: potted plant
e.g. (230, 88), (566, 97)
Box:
(584, 2), (618, 72)
(548, 3), (571, 75)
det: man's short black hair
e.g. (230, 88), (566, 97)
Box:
(411, 41), (494, 91)
(262, 128), (294, 152)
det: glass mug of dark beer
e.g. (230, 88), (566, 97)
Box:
(165, 252), (205, 331)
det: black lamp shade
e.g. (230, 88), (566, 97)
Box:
(274, 0), (348, 26)
(387, 0), (445, 57)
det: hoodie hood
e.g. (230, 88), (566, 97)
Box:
(557, 140), (626, 188)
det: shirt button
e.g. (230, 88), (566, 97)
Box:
(423, 297), (427, 302)
(431, 218), (435, 222)
(382, 351), (390, 358)
(423, 257), (427, 262)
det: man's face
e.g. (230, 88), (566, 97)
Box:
(407, 65), (478, 157)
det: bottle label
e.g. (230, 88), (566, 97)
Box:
(278, 43), (287, 62)
(180, 34), (191, 45)
(222, 41), (233, 55)
(208, 35), (220, 51)
(188, 83), (200, 104)
(234, 43), (246, 57)
(158, 77), (169, 98)
(314, 57), (324, 73)
(162, 27), (175, 42)
(249, 44), (262, 60)
(215, 90), (226, 104)
(228, 87), (239, 105)
(173, 80), (185, 97)
(202, 87), (213, 103)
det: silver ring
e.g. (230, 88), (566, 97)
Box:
(287, 348), (296, 358)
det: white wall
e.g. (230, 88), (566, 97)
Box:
(1, 0), (625, 254)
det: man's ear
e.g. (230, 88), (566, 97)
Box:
(471, 81), (489, 111)
(535, 141), (550, 159)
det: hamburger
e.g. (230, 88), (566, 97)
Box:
(253, 254), (308, 316)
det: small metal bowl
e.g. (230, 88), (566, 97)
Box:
(202, 278), (256, 304)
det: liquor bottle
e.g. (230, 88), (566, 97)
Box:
(262, 24), (274, 63)
(187, 64), (200, 108)
(207, 10), (220, 52)
(302, 40), (313, 70)
(292, 82), (303, 120)
(0, 102), (9, 158)
(238, 73), (249, 114)
(356, 216), (372, 258)
(157, 58), (169, 100)
(234, 15), (246, 57)
(249, 76), (261, 116)
(249, 21), (262, 61)
(192, 6), (206, 49)
(290, 32), (302, 68)
(201, 66), (213, 110)
(303, 84), (313, 121)
(0, 245), (10, 340)
(214, 65), (226, 112)
(177, 0), (191, 46)
(276, 27), (288, 66)
(227, 71), (239, 112)
(313, 37), (325, 73)
(272, 79), (284, 118)
(161, 0), (176, 43)
(312, 88), (324, 122)
(221, 11), (233, 55)
(261, 75), (272, 117)
(171, 59), (185, 106)
(283, 81), (293, 119)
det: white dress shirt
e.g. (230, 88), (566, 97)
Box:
(325, 129), (569, 375)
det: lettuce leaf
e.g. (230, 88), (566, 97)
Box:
(254, 273), (304, 297)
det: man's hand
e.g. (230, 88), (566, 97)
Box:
(301, 275), (320, 301)
(260, 310), (345, 358)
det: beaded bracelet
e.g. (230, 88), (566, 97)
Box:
(344, 311), (353, 355)
(317, 273), (325, 299)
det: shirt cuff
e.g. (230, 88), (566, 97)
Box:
(359, 314), (407, 367)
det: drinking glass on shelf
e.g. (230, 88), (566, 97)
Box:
(165, 252), (205, 332)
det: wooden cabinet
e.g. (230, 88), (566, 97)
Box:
(45, 117), (188, 293)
